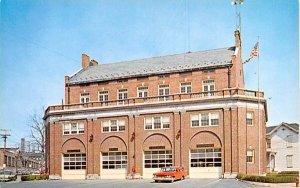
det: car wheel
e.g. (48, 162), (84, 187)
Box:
(155, 180), (158, 183)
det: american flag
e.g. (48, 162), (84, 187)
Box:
(244, 42), (259, 64)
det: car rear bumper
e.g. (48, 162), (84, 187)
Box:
(153, 177), (174, 181)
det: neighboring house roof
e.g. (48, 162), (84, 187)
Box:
(266, 122), (299, 135)
(68, 46), (235, 84)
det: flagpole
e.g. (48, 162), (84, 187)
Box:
(257, 36), (261, 176)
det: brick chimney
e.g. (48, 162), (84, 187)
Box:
(90, 59), (98, 66)
(82, 53), (90, 69)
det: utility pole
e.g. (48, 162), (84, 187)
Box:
(0, 129), (11, 167)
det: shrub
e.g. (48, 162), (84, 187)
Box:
(237, 173), (298, 183)
(21, 174), (49, 181)
(278, 171), (299, 175)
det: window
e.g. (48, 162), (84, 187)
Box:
(102, 152), (127, 169)
(80, 93), (90, 103)
(99, 91), (109, 102)
(144, 116), (170, 130)
(286, 135), (293, 148)
(286, 155), (293, 168)
(191, 113), (220, 127)
(201, 114), (209, 126)
(190, 148), (221, 167)
(246, 149), (254, 163)
(202, 80), (215, 96)
(180, 82), (192, 94)
(267, 139), (271, 149)
(63, 153), (86, 170)
(63, 123), (84, 135)
(191, 115), (200, 127)
(144, 150), (172, 168)
(118, 89), (128, 104)
(210, 113), (219, 126)
(137, 87), (148, 98)
(102, 120), (126, 132)
(246, 112), (254, 126)
(158, 85), (170, 101)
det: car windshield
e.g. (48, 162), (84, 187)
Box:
(161, 167), (176, 172)
(0, 171), (14, 175)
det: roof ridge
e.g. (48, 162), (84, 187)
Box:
(97, 46), (235, 66)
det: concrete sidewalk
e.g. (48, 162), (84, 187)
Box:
(243, 180), (297, 188)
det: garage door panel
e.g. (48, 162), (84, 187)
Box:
(62, 170), (86, 179)
(101, 152), (127, 179)
(101, 169), (127, 179)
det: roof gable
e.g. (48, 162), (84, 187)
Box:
(267, 122), (299, 135)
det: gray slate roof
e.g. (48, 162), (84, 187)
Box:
(69, 46), (235, 84)
(266, 122), (299, 134)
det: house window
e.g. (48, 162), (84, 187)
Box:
(286, 135), (293, 148)
(246, 149), (254, 163)
(63, 123), (84, 135)
(118, 89), (128, 104)
(99, 91), (109, 102)
(144, 116), (170, 130)
(210, 113), (220, 126)
(267, 139), (271, 149)
(202, 80), (215, 96)
(191, 113), (220, 127)
(158, 85), (170, 101)
(201, 114), (209, 126)
(63, 153), (86, 170)
(180, 82), (192, 93)
(101, 120), (126, 132)
(137, 87), (148, 98)
(191, 114), (200, 127)
(246, 112), (254, 126)
(80, 93), (90, 103)
(286, 155), (293, 168)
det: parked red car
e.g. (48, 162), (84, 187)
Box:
(153, 166), (187, 183)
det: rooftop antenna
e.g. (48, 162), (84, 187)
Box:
(232, 0), (244, 31)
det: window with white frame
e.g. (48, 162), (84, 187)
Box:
(191, 114), (200, 127)
(191, 113), (220, 127)
(286, 135), (293, 148)
(158, 85), (170, 101)
(202, 80), (215, 96)
(137, 86), (148, 98)
(246, 112), (254, 126)
(99, 91), (109, 102)
(63, 123), (84, 135)
(144, 116), (170, 130)
(246, 149), (254, 163)
(286, 155), (293, 168)
(180, 82), (192, 93)
(118, 89), (128, 104)
(102, 120), (126, 132)
(63, 153), (86, 170)
(80, 93), (90, 104)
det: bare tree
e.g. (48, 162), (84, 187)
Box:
(28, 110), (45, 158)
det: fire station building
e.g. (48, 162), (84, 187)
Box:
(44, 30), (267, 179)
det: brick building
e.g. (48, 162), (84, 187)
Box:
(44, 30), (267, 179)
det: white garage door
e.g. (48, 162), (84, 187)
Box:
(100, 152), (127, 179)
(143, 150), (172, 179)
(62, 153), (86, 179)
(189, 148), (222, 178)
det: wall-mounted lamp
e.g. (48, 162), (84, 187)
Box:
(176, 130), (181, 139)
(130, 132), (135, 142)
(89, 134), (94, 142)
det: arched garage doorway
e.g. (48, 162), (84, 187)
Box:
(100, 136), (127, 179)
(142, 133), (172, 179)
(61, 138), (86, 180)
(189, 131), (222, 178)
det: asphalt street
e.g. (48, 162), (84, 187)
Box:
(0, 179), (264, 188)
